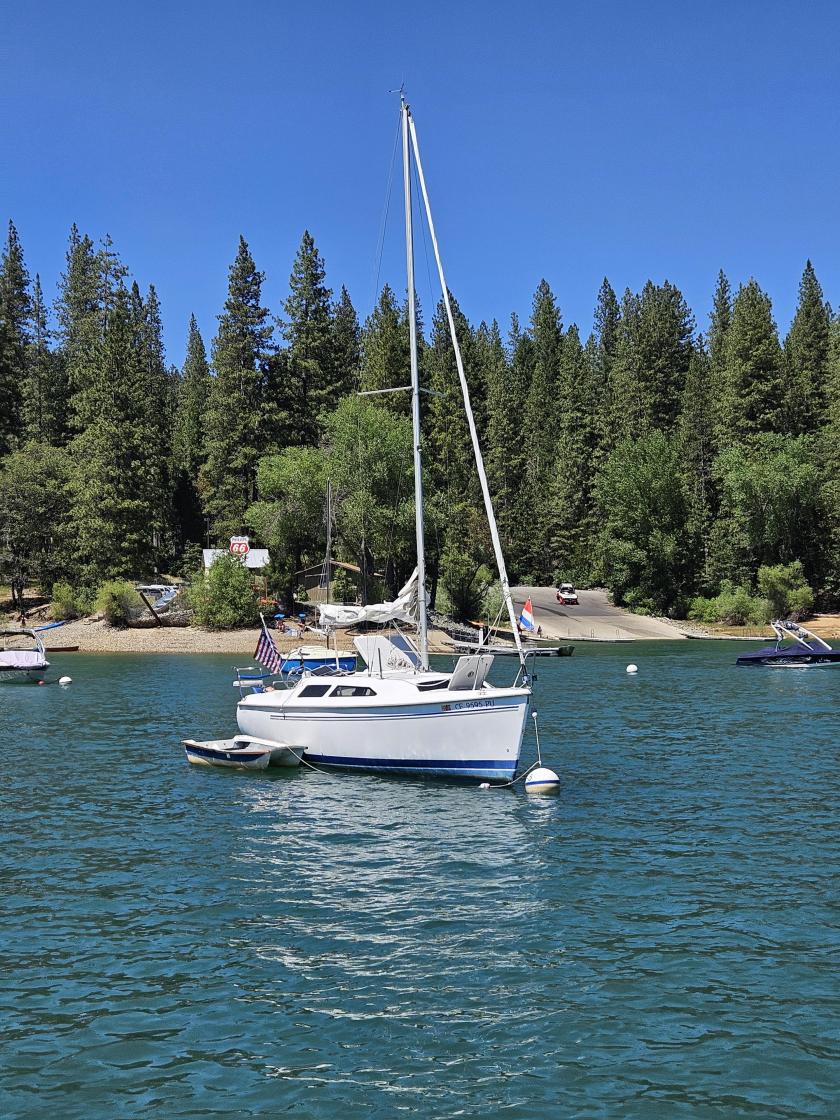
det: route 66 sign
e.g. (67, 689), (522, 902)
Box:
(229, 536), (250, 556)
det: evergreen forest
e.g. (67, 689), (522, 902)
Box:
(2, 218), (840, 622)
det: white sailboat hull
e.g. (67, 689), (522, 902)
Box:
(237, 685), (530, 782)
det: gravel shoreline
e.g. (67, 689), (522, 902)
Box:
(30, 618), (457, 655)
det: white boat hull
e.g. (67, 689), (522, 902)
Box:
(237, 687), (530, 782)
(0, 664), (48, 683)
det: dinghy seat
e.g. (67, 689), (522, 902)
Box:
(448, 654), (494, 691)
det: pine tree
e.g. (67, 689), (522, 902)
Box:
(609, 281), (694, 439)
(679, 342), (715, 590)
(359, 284), (413, 413)
(718, 279), (785, 441)
(480, 318), (517, 535)
(173, 315), (211, 550)
(174, 315), (210, 477)
(818, 317), (840, 604)
(708, 270), (732, 446)
(590, 278), (620, 451)
(422, 293), (484, 603)
(56, 225), (103, 432)
(0, 220), (31, 456)
(547, 324), (600, 581)
(425, 291), (478, 506)
(201, 236), (273, 539)
(497, 315), (534, 575)
(522, 280), (563, 579)
(282, 230), (335, 444)
(783, 261), (832, 434)
(68, 283), (154, 583)
(23, 275), (70, 444)
(133, 282), (173, 570)
(330, 285), (361, 401)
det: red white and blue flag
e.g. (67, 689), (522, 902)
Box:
(519, 597), (536, 632)
(254, 619), (283, 674)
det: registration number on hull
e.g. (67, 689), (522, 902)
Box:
(442, 699), (495, 712)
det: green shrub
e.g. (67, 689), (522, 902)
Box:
(756, 561), (814, 620)
(95, 580), (143, 627)
(481, 578), (504, 625)
(786, 585), (814, 620)
(687, 595), (718, 625)
(622, 588), (658, 616)
(51, 581), (95, 620)
(688, 581), (771, 626)
(331, 566), (356, 604)
(51, 581), (79, 620)
(190, 553), (259, 630)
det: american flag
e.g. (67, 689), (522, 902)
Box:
(254, 622), (283, 674)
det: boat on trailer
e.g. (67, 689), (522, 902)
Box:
(0, 628), (50, 682)
(230, 97), (533, 785)
(736, 620), (840, 667)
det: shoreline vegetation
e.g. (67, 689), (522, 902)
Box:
(1, 223), (839, 625)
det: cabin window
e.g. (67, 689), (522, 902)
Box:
(330, 685), (377, 697)
(299, 684), (332, 697)
(415, 679), (450, 691)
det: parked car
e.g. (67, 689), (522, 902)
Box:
(556, 583), (578, 605)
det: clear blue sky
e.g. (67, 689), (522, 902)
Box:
(3, 1), (840, 366)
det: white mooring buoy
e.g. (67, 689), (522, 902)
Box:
(58, 676), (72, 685)
(626, 664), (638, 674)
(525, 766), (561, 794)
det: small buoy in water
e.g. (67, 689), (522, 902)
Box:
(525, 766), (561, 794)
(479, 782), (491, 790)
(37, 680), (46, 686)
(58, 676), (72, 685)
(626, 664), (638, 674)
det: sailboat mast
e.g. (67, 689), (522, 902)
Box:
(407, 114), (526, 667)
(325, 479), (332, 603)
(402, 99), (430, 670)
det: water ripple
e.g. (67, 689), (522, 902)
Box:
(1, 645), (839, 1117)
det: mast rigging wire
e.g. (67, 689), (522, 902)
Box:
(371, 112), (403, 310)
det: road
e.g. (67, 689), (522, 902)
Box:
(511, 586), (686, 641)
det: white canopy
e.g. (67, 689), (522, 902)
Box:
(318, 569), (423, 631)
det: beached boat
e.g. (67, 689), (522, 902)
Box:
(0, 628), (50, 682)
(234, 97), (531, 783)
(279, 644), (356, 675)
(736, 621), (840, 667)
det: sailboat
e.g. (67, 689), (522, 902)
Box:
(235, 97), (532, 782)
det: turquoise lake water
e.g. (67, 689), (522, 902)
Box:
(1, 642), (838, 1118)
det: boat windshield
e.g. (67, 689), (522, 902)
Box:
(0, 630), (41, 651)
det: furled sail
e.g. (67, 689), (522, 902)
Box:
(318, 569), (422, 630)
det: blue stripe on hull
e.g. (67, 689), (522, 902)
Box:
(303, 752), (516, 782)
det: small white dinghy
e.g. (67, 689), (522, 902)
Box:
(183, 735), (301, 771)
